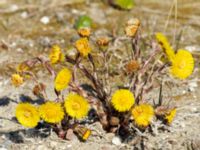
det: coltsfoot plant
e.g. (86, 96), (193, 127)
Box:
(12, 17), (194, 142)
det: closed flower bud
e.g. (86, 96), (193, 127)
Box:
(96, 37), (109, 47)
(78, 27), (91, 37)
(125, 18), (140, 37)
(109, 116), (120, 126)
(125, 60), (140, 73)
(74, 125), (91, 141)
(32, 83), (46, 97)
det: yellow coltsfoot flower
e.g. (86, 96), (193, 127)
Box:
(54, 68), (72, 91)
(111, 89), (135, 112)
(11, 73), (24, 87)
(165, 108), (176, 124)
(49, 45), (65, 64)
(75, 38), (91, 57)
(132, 104), (154, 127)
(170, 49), (194, 79)
(64, 93), (89, 119)
(39, 101), (64, 123)
(155, 32), (175, 62)
(15, 103), (40, 128)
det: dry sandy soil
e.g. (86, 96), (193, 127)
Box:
(0, 0), (200, 149)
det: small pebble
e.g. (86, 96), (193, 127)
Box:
(191, 107), (197, 112)
(182, 90), (186, 94)
(40, 16), (50, 24)
(21, 11), (28, 19)
(112, 136), (122, 146)
(16, 48), (23, 52)
(188, 82), (198, 92)
(67, 145), (72, 148)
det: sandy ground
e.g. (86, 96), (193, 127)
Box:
(0, 0), (200, 149)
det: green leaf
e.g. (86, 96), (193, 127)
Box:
(114, 0), (134, 10)
(75, 15), (92, 29)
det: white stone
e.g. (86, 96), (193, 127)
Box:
(21, 11), (28, 19)
(67, 145), (72, 148)
(188, 81), (198, 92)
(112, 136), (122, 146)
(182, 90), (186, 94)
(10, 42), (16, 47)
(191, 107), (197, 112)
(40, 16), (50, 24)
(16, 48), (23, 52)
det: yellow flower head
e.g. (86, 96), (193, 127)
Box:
(15, 103), (40, 128)
(170, 49), (194, 79)
(39, 101), (64, 123)
(132, 104), (154, 127)
(11, 74), (24, 87)
(165, 108), (176, 124)
(75, 38), (91, 57)
(49, 45), (65, 64)
(155, 32), (175, 62)
(54, 68), (72, 91)
(111, 89), (135, 112)
(64, 93), (89, 119)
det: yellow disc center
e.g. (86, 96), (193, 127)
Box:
(72, 102), (81, 110)
(178, 60), (186, 69)
(24, 111), (31, 118)
(136, 108), (143, 115)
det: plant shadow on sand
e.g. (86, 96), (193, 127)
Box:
(0, 96), (18, 106)
(0, 120), (52, 144)
(0, 94), (45, 107)
(19, 94), (45, 105)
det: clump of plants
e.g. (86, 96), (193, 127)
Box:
(11, 17), (194, 142)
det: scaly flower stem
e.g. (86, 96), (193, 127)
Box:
(65, 55), (106, 101)
(140, 43), (161, 75)
(132, 33), (140, 60)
